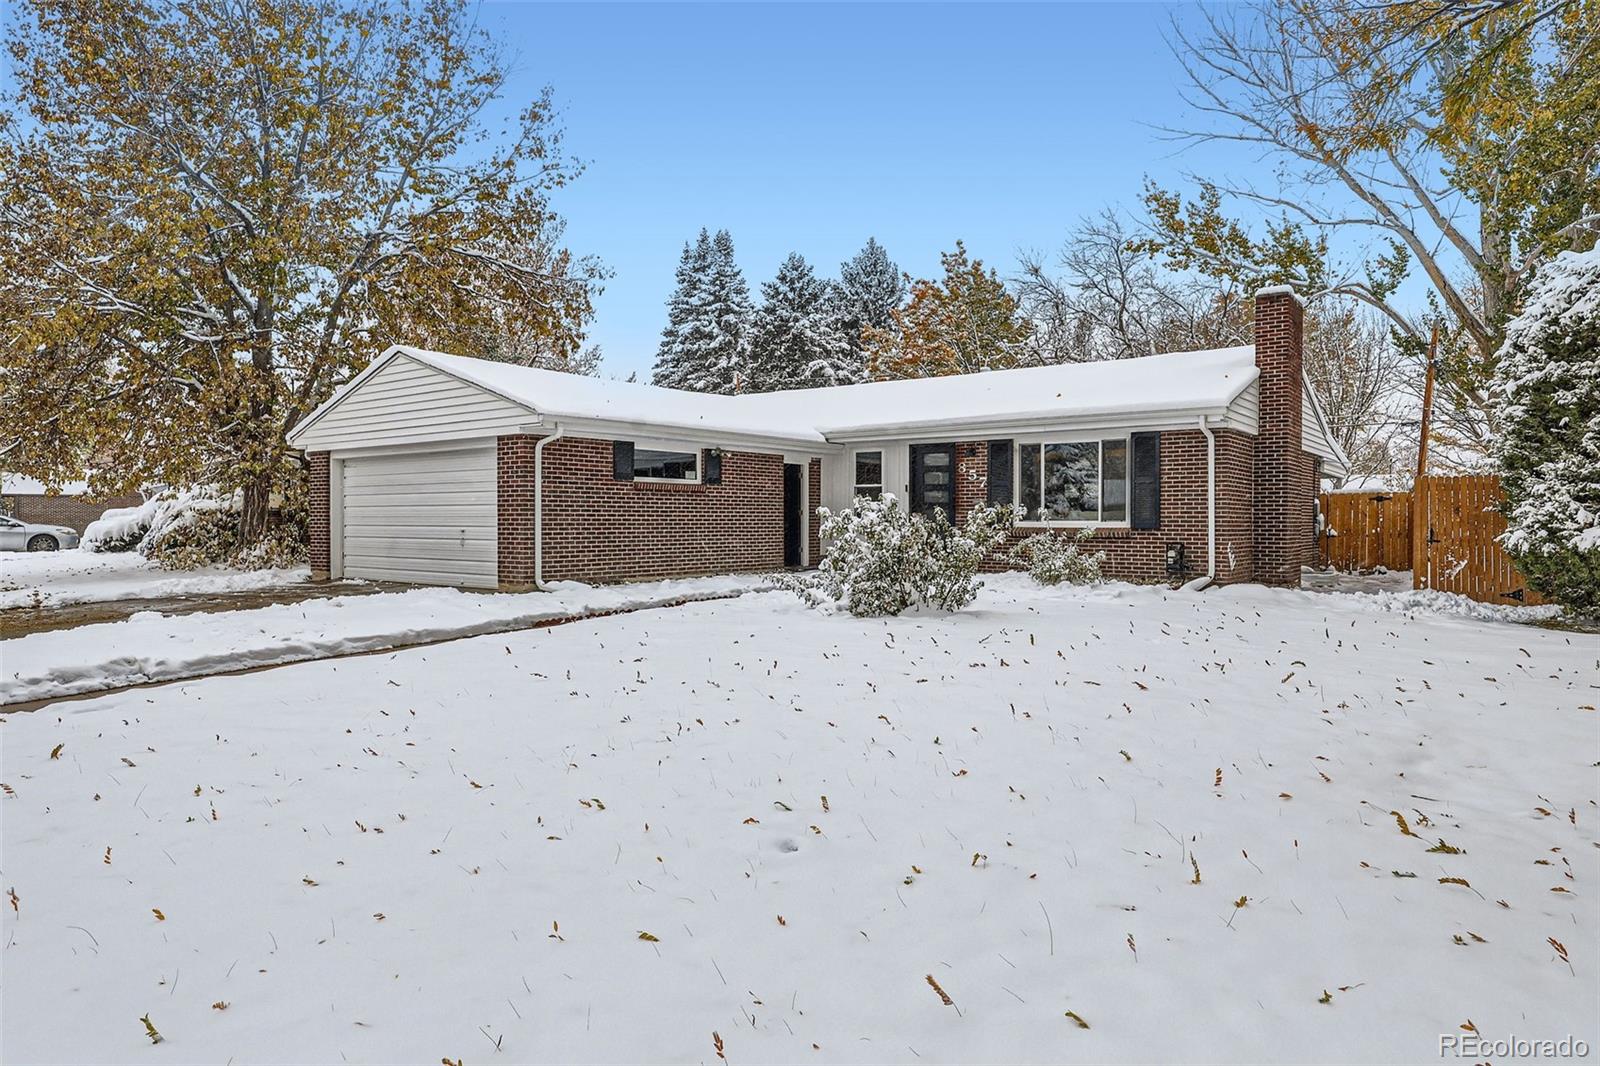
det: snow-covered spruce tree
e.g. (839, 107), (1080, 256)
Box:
(690, 229), (755, 394)
(1492, 248), (1600, 615)
(748, 253), (861, 390)
(1008, 530), (1105, 586)
(653, 230), (716, 390)
(839, 237), (906, 343)
(788, 496), (1015, 617)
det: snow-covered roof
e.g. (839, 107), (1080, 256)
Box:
(735, 345), (1258, 438)
(292, 343), (1262, 448)
(385, 347), (829, 444)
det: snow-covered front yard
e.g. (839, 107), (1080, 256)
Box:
(0, 549), (308, 611)
(3, 576), (1595, 1064)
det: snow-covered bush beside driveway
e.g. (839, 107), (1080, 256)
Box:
(784, 495), (1014, 616)
(81, 486), (307, 571)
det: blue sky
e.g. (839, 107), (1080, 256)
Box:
(484, 2), (1240, 379)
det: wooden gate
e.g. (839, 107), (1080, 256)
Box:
(1319, 491), (1412, 572)
(1412, 475), (1543, 604)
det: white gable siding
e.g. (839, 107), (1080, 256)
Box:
(1302, 388), (1340, 464)
(1219, 380), (1259, 433)
(294, 355), (533, 452)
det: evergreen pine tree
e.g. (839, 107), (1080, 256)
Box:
(652, 230), (715, 389)
(690, 229), (754, 394)
(1492, 248), (1600, 615)
(749, 252), (860, 391)
(839, 237), (906, 341)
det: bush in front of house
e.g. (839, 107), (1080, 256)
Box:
(787, 495), (1015, 617)
(1008, 530), (1105, 586)
(1492, 248), (1600, 616)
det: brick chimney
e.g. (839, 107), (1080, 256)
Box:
(1252, 286), (1311, 587)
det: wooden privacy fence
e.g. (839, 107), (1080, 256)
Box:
(1319, 476), (1542, 604)
(1319, 490), (1412, 572)
(1412, 475), (1543, 604)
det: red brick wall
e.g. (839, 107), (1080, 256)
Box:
(807, 458), (822, 566)
(525, 434), (786, 584)
(957, 429), (1256, 585)
(955, 442), (987, 520)
(1253, 289), (1313, 587)
(1214, 429), (1257, 583)
(307, 452), (330, 579)
(1, 492), (143, 533)
(497, 436), (538, 589)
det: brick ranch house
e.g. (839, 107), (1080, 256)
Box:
(1, 475), (144, 533)
(288, 288), (1347, 590)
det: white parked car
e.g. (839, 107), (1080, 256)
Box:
(0, 515), (80, 551)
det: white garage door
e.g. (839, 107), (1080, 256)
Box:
(341, 447), (498, 588)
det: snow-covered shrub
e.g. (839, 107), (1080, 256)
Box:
(80, 503), (151, 552)
(1492, 249), (1600, 615)
(143, 499), (239, 570)
(919, 502), (1016, 611)
(786, 495), (1015, 617)
(1008, 530), (1105, 586)
(82, 485), (308, 571)
(82, 490), (209, 553)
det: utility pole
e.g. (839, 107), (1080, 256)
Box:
(1411, 324), (1439, 591)
(1415, 324), (1439, 482)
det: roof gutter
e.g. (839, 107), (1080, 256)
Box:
(1181, 415), (1218, 592)
(819, 403), (1241, 444)
(533, 422), (566, 591)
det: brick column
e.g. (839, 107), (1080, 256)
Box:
(307, 452), (330, 581)
(807, 458), (822, 567)
(498, 435), (538, 590)
(954, 442), (987, 524)
(1252, 287), (1307, 587)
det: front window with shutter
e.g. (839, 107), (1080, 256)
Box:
(1015, 437), (1130, 525)
(613, 439), (702, 483)
(633, 448), (699, 481)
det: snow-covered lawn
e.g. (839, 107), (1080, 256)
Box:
(1, 574), (770, 704)
(3, 576), (1594, 1064)
(0, 549), (309, 611)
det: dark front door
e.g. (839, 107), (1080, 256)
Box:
(909, 444), (957, 524)
(783, 463), (803, 567)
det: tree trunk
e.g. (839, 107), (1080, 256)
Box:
(240, 474), (271, 543)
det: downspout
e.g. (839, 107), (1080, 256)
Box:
(533, 422), (566, 590)
(1182, 415), (1218, 591)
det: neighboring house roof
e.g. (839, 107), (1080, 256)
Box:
(2, 475), (90, 496)
(290, 343), (1269, 450)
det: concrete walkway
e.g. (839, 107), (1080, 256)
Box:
(0, 579), (399, 639)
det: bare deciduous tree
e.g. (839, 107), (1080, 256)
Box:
(1141, 0), (1600, 464)
(1015, 211), (1250, 363)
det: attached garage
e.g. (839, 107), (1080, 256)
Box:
(340, 447), (497, 587)
(289, 346), (828, 590)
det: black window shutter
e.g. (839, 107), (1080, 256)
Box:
(612, 440), (635, 481)
(703, 448), (722, 485)
(986, 440), (1013, 506)
(1130, 432), (1160, 530)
